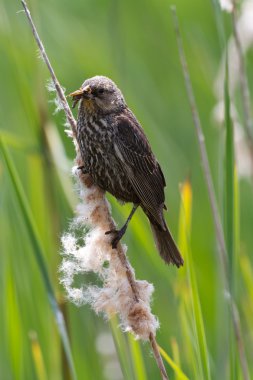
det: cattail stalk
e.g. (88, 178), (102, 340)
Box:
(21, 1), (169, 378)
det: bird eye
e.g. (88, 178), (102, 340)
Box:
(98, 88), (105, 95)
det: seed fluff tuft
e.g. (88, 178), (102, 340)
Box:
(46, 78), (66, 114)
(59, 167), (159, 340)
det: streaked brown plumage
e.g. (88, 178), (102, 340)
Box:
(70, 76), (183, 267)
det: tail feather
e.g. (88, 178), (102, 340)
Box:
(150, 222), (184, 267)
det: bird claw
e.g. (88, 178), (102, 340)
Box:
(105, 229), (125, 249)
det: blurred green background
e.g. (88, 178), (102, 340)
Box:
(1, 0), (253, 379)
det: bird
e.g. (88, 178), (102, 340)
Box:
(69, 75), (183, 267)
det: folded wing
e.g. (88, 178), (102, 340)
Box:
(113, 112), (166, 228)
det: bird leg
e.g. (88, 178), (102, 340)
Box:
(105, 204), (139, 249)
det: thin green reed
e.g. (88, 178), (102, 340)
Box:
(211, 2), (250, 378)
(0, 137), (77, 380)
(178, 181), (211, 380)
(224, 48), (234, 293)
(172, 4), (249, 379)
(224, 45), (237, 380)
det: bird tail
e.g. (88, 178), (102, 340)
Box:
(150, 222), (184, 267)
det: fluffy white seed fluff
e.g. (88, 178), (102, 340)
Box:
(59, 168), (159, 340)
(219, 0), (233, 12)
(46, 79), (65, 114)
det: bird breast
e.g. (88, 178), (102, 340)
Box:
(77, 114), (138, 203)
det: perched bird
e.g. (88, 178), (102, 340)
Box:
(69, 76), (183, 267)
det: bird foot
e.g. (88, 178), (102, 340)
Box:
(105, 228), (126, 249)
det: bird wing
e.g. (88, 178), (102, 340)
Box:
(113, 112), (166, 227)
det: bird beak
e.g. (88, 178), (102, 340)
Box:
(68, 88), (84, 97)
(68, 85), (92, 108)
(68, 85), (92, 98)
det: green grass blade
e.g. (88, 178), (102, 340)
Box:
(110, 316), (134, 380)
(210, 0), (226, 50)
(0, 129), (38, 154)
(0, 137), (77, 380)
(29, 331), (48, 380)
(5, 270), (23, 379)
(158, 345), (189, 380)
(188, 259), (211, 380)
(234, 167), (239, 274)
(240, 253), (253, 327)
(128, 334), (147, 380)
(224, 47), (234, 291)
(178, 181), (211, 380)
(171, 338), (181, 380)
(224, 45), (237, 380)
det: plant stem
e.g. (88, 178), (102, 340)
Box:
(171, 6), (249, 380)
(149, 332), (169, 380)
(21, 1), (169, 378)
(21, 0), (77, 137)
(171, 5), (228, 278)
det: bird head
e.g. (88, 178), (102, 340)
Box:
(69, 76), (126, 114)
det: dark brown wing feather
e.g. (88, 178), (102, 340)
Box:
(113, 110), (166, 227)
